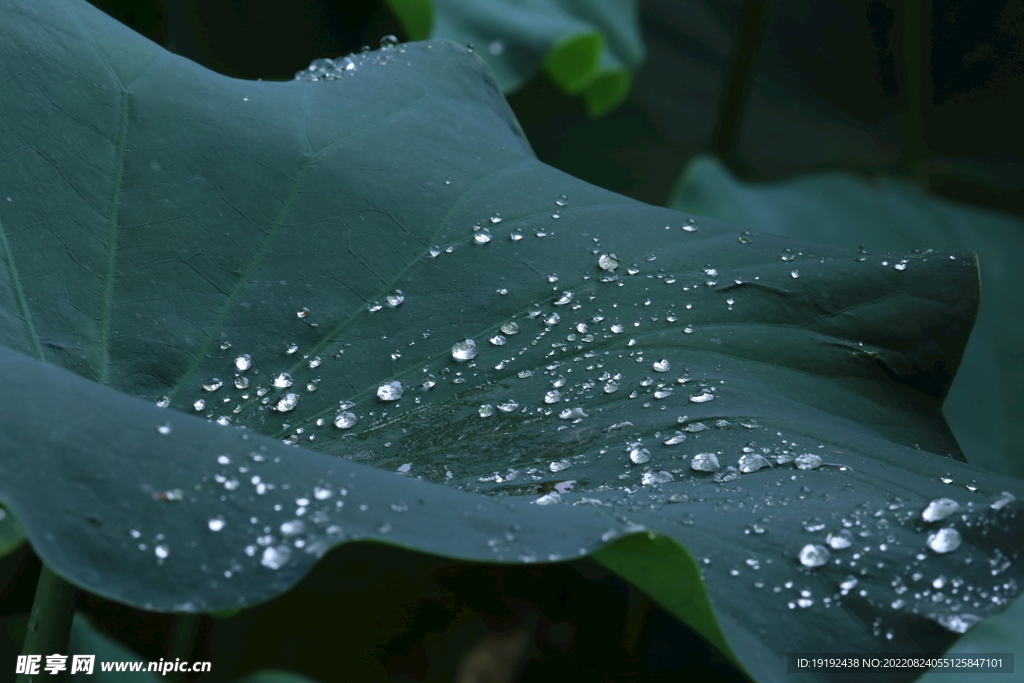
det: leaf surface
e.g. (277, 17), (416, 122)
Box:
(0, 3), (1022, 682)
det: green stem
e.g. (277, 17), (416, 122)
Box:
(17, 565), (77, 683)
(710, 0), (773, 176)
(896, 0), (933, 185)
(165, 614), (202, 683)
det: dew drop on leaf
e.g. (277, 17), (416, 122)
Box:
(690, 453), (719, 471)
(794, 454), (823, 470)
(500, 321), (520, 335)
(334, 412), (358, 429)
(798, 544), (830, 568)
(451, 339), (478, 361)
(738, 453), (771, 473)
(385, 290), (404, 307)
(274, 393), (299, 412)
(376, 381), (403, 402)
(261, 545), (292, 570)
(641, 471), (674, 485)
(926, 528), (962, 553)
(652, 359), (671, 373)
(689, 390), (715, 403)
(478, 404), (495, 418)
(234, 354), (252, 371)
(543, 390), (561, 404)
(208, 518), (225, 532)
(203, 378), (223, 391)
(922, 498), (960, 522)
(598, 254), (619, 271)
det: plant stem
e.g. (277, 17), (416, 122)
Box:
(16, 565), (77, 683)
(166, 614), (202, 683)
(711, 0), (773, 176)
(896, 0), (933, 186)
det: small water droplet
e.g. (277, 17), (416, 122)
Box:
(894, 261), (908, 271)
(927, 528), (962, 553)
(663, 431), (686, 445)
(555, 195), (568, 206)
(690, 453), (720, 472)
(154, 544), (169, 560)
(543, 390), (561, 404)
(334, 411), (358, 429)
(157, 423), (172, 434)
(473, 231), (492, 245)
(386, 290), (404, 307)
(235, 354), (252, 371)
(534, 492), (561, 505)
(603, 380), (619, 393)
(653, 388), (673, 399)
(234, 376), (250, 389)
(790, 270), (800, 279)
(376, 381), (403, 401)
(798, 544), (830, 568)
(498, 400), (519, 412)
(285, 343), (299, 354)
(713, 465), (739, 483)
(479, 404), (495, 418)
(738, 453), (771, 473)
(652, 359), (671, 373)
(380, 34), (398, 48)
(827, 530), (853, 549)
(272, 373), (293, 389)
(550, 459), (572, 473)
(208, 518), (225, 532)
(202, 378), (223, 392)
(296, 307), (310, 319)
(965, 479), (978, 492)
(553, 291), (573, 305)
(598, 254), (619, 271)
(452, 339), (478, 361)
(544, 312), (561, 325)
(500, 321), (520, 335)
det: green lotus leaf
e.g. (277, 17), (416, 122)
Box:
(1, 3), (1022, 682)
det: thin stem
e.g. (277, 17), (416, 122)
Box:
(17, 565), (77, 683)
(711, 0), (773, 176)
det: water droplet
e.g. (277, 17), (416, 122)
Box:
(603, 380), (619, 393)
(500, 321), (520, 336)
(991, 491), (1016, 510)
(296, 307), (310, 319)
(380, 34), (398, 48)
(157, 423), (172, 435)
(778, 249), (795, 262)
(894, 261), (907, 271)
(559, 407), (587, 419)
(652, 359), (671, 373)
(790, 270), (800, 279)
(491, 400), (518, 414)
(155, 544), (169, 560)
(690, 453), (720, 472)
(473, 232), (492, 245)
(794, 454), (823, 470)
(274, 393), (299, 412)
(219, 341), (232, 350)
(653, 388), (673, 399)
(737, 231), (752, 244)
(738, 453), (771, 473)
(922, 498), (960, 522)
(683, 422), (707, 433)
(544, 312), (561, 325)
(927, 528), (962, 553)
(234, 354), (252, 371)
(386, 290), (404, 307)
(261, 545), (292, 570)
(688, 390), (715, 403)
(191, 399), (205, 412)
(203, 378), (223, 391)
(714, 466), (739, 483)
(598, 254), (619, 271)
(553, 291), (573, 306)
(642, 471), (674, 485)
(827, 530), (853, 549)
(940, 473), (954, 484)
(702, 267), (718, 278)
(934, 614), (981, 633)
(543, 390), (561, 404)
(629, 448), (651, 464)
(535, 492), (561, 505)
(156, 396), (170, 408)
(334, 411), (358, 429)
(610, 323), (624, 334)
(451, 339), (478, 361)
(550, 459), (572, 473)
(478, 404), (495, 418)
(489, 334), (507, 346)
(208, 518), (225, 532)
(663, 431), (687, 446)
(376, 381), (403, 401)
(510, 230), (523, 241)
(280, 520), (305, 536)
(285, 343), (299, 354)
(965, 479), (978, 492)
(798, 544), (830, 568)
(272, 373), (293, 388)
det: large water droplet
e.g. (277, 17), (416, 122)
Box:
(794, 454), (823, 470)
(452, 339), (478, 361)
(272, 373), (293, 389)
(376, 381), (403, 401)
(280, 520), (305, 536)
(553, 291), (573, 306)
(500, 321), (520, 335)
(489, 334), (507, 346)
(334, 411), (358, 429)
(208, 518), (225, 532)
(479, 404), (495, 418)
(922, 498), (960, 522)
(790, 270), (800, 279)
(642, 471), (674, 485)
(598, 254), (619, 270)
(549, 459), (572, 473)
(203, 378), (223, 392)
(535, 492), (562, 505)
(663, 431), (687, 446)
(653, 388), (673, 399)
(274, 393), (299, 412)
(497, 400), (519, 412)
(155, 544), (169, 560)
(690, 453), (720, 472)
(386, 290), (404, 307)
(926, 528), (962, 553)
(261, 545), (292, 570)
(652, 359), (671, 373)
(234, 354), (252, 371)
(543, 390), (561, 404)
(798, 544), (830, 568)
(473, 231), (492, 245)
(713, 466), (739, 483)
(629, 448), (651, 464)
(738, 453), (771, 473)
(827, 530), (853, 549)
(688, 390), (715, 403)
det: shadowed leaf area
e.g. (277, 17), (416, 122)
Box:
(0, 2), (1021, 682)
